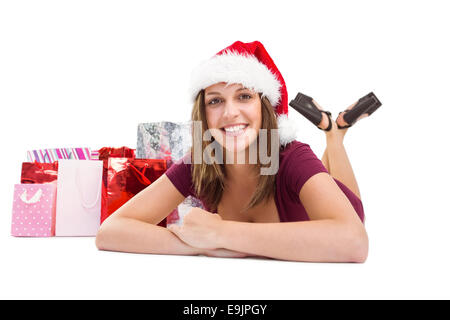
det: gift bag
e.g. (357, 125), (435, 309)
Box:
(27, 148), (93, 163)
(105, 158), (167, 226)
(11, 184), (57, 237)
(97, 147), (136, 223)
(55, 160), (103, 236)
(98, 146), (136, 189)
(21, 162), (58, 184)
(137, 121), (205, 225)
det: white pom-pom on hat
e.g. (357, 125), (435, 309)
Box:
(276, 113), (298, 147)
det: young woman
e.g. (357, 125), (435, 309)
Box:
(96, 41), (374, 263)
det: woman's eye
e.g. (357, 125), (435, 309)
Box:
(207, 94), (251, 105)
(208, 98), (221, 105)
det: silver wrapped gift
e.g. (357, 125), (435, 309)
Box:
(137, 121), (192, 161)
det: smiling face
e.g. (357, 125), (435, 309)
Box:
(204, 82), (262, 154)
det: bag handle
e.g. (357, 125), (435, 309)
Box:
(75, 166), (102, 209)
(19, 188), (43, 204)
(127, 162), (152, 186)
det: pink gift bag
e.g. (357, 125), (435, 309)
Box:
(11, 183), (57, 237)
(55, 159), (103, 236)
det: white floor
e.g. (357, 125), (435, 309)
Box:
(1, 219), (449, 300)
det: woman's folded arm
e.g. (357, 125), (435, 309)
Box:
(215, 172), (368, 263)
(95, 173), (200, 255)
(96, 215), (201, 255)
(95, 174), (248, 258)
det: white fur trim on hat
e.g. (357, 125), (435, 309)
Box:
(277, 113), (298, 147)
(189, 49), (282, 107)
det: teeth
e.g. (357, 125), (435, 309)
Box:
(224, 125), (247, 132)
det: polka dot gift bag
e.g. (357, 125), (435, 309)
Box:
(11, 183), (57, 237)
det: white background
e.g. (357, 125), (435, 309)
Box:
(1, 0), (449, 299)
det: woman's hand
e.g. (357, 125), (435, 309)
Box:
(167, 207), (224, 250)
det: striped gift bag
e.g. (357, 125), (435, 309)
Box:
(27, 148), (93, 163)
(90, 149), (99, 160)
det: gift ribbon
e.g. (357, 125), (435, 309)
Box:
(127, 162), (152, 185)
(20, 189), (43, 204)
(75, 166), (102, 210)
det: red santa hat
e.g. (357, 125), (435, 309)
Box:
(188, 40), (297, 146)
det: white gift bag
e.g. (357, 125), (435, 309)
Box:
(55, 160), (103, 236)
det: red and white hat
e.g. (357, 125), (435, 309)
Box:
(188, 40), (297, 146)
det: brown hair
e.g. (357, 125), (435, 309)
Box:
(190, 89), (279, 213)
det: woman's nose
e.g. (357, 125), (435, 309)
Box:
(223, 101), (240, 118)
